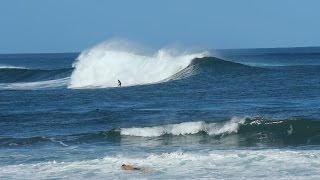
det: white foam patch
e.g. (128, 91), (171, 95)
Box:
(0, 64), (27, 69)
(1, 149), (319, 179)
(0, 77), (69, 90)
(68, 40), (208, 88)
(120, 117), (246, 137)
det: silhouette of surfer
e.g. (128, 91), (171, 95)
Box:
(118, 79), (121, 87)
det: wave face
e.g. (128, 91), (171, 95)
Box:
(0, 67), (72, 90)
(69, 40), (208, 88)
(0, 68), (72, 83)
(174, 56), (255, 78)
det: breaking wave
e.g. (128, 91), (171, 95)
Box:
(68, 40), (208, 88)
(0, 40), (260, 90)
(120, 117), (245, 137)
(0, 56), (253, 90)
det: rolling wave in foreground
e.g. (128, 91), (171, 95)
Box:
(2, 117), (320, 148)
(120, 117), (245, 137)
(69, 40), (208, 88)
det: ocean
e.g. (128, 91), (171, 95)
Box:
(1, 42), (320, 179)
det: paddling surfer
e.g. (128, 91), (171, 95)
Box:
(121, 164), (151, 172)
(121, 164), (141, 171)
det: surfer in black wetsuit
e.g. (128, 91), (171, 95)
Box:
(118, 79), (121, 87)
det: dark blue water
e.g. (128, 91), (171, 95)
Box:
(1, 47), (320, 179)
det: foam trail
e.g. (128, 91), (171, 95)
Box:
(0, 77), (69, 90)
(69, 40), (208, 88)
(0, 64), (27, 69)
(120, 117), (246, 137)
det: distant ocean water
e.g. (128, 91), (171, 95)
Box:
(1, 42), (320, 179)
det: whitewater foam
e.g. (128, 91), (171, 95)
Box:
(1, 149), (319, 179)
(120, 117), (246, 137)
(69, 40), (208, 88)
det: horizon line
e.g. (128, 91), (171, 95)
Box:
(1, 46), (320, 55)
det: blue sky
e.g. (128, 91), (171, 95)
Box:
(0, 0), (320, 53)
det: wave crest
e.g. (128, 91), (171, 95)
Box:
(120, 117), (246, 137)
(3, 117), (320, 147)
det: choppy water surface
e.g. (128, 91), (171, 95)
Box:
(1, 43), (320, 179)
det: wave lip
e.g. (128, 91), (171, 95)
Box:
(120, 117), (246, 137)
(68, 40), (208, 88)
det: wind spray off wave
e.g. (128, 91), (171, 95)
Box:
(69, 40), (208, 88)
